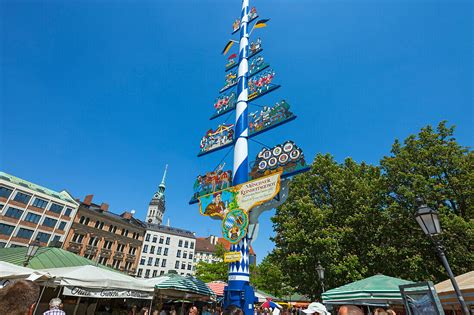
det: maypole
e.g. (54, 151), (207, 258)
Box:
(190, 1), (311, 314)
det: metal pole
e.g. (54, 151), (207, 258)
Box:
(225, 0), (253, 314)
(434, 240), (470, 315)
(33, 285), (46, 315)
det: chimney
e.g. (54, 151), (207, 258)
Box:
(121, 212), (132, 220)
(83, 194), (94, 205)
(100, 203), (109, 212)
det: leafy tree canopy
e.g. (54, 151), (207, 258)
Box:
(271, 122), (473, 299)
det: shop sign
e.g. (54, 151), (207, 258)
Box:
(63, 286), (152, 300)
(224, 251), (242, 263)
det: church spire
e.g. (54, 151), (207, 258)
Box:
(159, 164), (168, 190)
(146, 165), (168, 225)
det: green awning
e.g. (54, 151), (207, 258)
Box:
(322, 274), (414, 306)
(144, 272), (215, 300)
(0, 247), (114, 271)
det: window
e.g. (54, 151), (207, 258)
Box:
(5, 207), (24, 219)
(187, 264), (192, 271)
(13, 192), (31, 204)
(181, 263), (186, 270)
(183, 251), (187, 259)
(0, 242), (6, 248)
(57, 221), (67, 231)
(98, 257), (107, 265)
(32, 198), (48, 209)
(163, 248), (168, 256)
(190, 242), (194, 249)
(143, 245), (148, 253)
(36, 232), (50, 243)
(16, 228), (34, 239)
(189, 253), (193, 260)
(124, 262), (132, 271)
(104, 240), (113, 249)
(72, 233), (84, 243)
(184, 241), (189, 248)
(147, 257), (153, 266)
(0, 186), (13, 199)
(152, 236), (157, 243)
(161, 259), (166, 267)
(175, 261), (180, 269)
(79, 216), (90, 225)
(0, 223), (14, 236)
(52, 235), (61, 243)
(159, 236), (164, 244)
(42, 217), (57, 228)
(154, 258), (160, 266)
(145, 269), (150, 278)
(152, 270), (157, 277)
(150, 246), (155, 254)
(117, 244), (125, 252)
(112, 259), (121, 269)
(88, 237), (99, 246)
(177, 250), (181, 258)
(178, 240), (183, 247)
(94, 221), (104, 229)
(145, 234), (150, 241)
(140, 258), (145, 265)
(166, 237), (170, 245)
(160, 270), (164, 275)
(49, 203), (63, 214)
(129, 247), (136, 255)
(64, 208), (72, 216)
(157, 247), (162, 255)
(137, 269), (143, 277)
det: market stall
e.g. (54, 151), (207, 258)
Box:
(435, 271), (474, 313)
(322, 274), (414, 310)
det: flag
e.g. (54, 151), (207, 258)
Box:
(228, 53), (237, 60)
(254, 18), (270, 29)
(222, 40), (234, 55)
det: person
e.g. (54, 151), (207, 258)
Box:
(202, 306), (212, 315)
(337, 305), (363, 315)
(374, 308), (387, 315)
(302, 302), (330, 315)
(43, 298), (66, 315)
(129, 305), (139, 315)
(0, 280), (40, 315)
(189, 306), (199, 315)
(386, 310), (396, 315)
(170, 306), (177, 315)
(222, 305), (243, 315)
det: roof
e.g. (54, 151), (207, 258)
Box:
(322, 274), (414, 305)
(144, 223), (195, 238)
(195, 236), (255, 255)
(0, 171), (78, 205)
(435, 271), (474, 294)
(0, 247), (115, 271)
(207, 281), (227, 296)
(80, 203), (144, 229)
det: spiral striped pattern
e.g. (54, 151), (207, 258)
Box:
(226, 0), (252, 312)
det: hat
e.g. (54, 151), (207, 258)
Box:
(302, 302), (330, 315)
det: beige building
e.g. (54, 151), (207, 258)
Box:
(0, 171), (79, 248)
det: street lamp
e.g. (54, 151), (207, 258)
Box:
(415, 198), (469, 315)
(316, 261), (325, 293)
(24, 238), (41, 266)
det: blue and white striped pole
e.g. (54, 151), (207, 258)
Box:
(225, 0), (254, 314)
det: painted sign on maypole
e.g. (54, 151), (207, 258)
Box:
(191, 1), (310, 314)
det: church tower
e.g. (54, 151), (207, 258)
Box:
(146, 165), (167, 225)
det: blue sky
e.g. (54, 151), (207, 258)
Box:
(1, 0), (472, 263)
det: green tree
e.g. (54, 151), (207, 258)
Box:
(270, 122), (473, 299)
(251, 255), (294, 297)
(195, 244), (228, 282)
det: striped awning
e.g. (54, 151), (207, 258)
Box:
(146, 272), (215, 301)
(435, 271), (474, 308)
(322, 274), (414, 305)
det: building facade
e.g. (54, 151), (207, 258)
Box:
(0, 171), (79, 248)
(136, 223), (196, 278)
(195, 235), (257, 265)
(63, 195), (145, 275)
